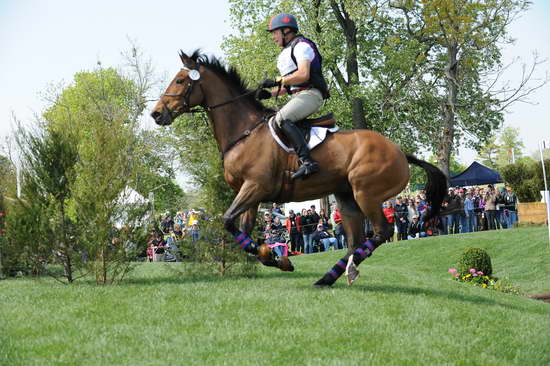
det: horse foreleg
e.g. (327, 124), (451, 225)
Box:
(239, 205), (259, 234)
(223, 183), (293, 272)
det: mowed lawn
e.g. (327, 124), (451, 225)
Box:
(1, 227), (550, 365)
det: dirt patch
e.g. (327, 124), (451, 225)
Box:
(525, 294), (550, 303)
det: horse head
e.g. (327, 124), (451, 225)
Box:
(150, 51), (205, 126)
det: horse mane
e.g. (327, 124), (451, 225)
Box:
(189, 50), (271, 112)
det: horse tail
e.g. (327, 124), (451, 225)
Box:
(406, 154), (448, 221)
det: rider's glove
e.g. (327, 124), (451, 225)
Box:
(260, 78), (281, 89)
(256, 89), (272, 100)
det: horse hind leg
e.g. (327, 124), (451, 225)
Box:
(314, 192), (366, 287)
(314, 192), (389, 287)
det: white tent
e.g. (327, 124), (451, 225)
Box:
(117, 186), (148, 205)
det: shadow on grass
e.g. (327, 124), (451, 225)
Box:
(123, 269), (321, 286)
(315, 282), (550, 315)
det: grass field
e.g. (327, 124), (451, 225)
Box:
(1, 226), (550, 365)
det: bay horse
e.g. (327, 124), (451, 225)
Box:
(151, 51), (447, 287)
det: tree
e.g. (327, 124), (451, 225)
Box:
(7, 126), (80, 282)
(495, 126), (525, 166)
(476, 135), (500, 169)
(40, 59), (152, 284)
(389, 0), (547, 178)
(0, 155), (16, 199)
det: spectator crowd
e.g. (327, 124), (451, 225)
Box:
(145, 184), (518, 261)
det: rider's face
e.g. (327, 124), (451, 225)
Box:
(271, 29), (284, 47)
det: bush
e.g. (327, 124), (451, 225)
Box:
(457, 247), (492, 277)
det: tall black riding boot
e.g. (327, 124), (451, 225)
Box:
(280, 119), (319, 180)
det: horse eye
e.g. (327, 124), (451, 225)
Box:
(176, 79), (184, 84)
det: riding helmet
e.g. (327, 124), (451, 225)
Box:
(267, 13), (298, 32)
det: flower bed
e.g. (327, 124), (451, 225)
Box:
(448, 267), (520, 294)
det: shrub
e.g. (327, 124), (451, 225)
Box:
(457, 247), (492, 277)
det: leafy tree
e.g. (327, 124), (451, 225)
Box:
(0, 155), (16, 199)
(389, 0), (546, 177)
(3, 126), (80, 282)
(476, 135), (500, 169)
(41, 63), (151, 284)
(495, 126), (525, 166)
(501, 159), (550, 202)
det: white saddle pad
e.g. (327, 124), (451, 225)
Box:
(268, 118), (339, 154)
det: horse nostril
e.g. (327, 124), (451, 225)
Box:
(151, 111), (161, 120)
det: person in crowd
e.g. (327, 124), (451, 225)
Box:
(330, 204), (345, 249)
(394, 196), (409, 241)
(495, 187), (505, 228)
(161, 214), (174, 234)
(187, 210), (199, 227)
(442, 188), (463, 234)
(271, 202), (283, 216)
(484, 185), (499, 230)
(175, 211), (185, 228)
(265, 229), (286, 257)
(382, 201), (396, 242)
(301, 208), (315, 254)
(190, 223), (200, 242)
(503, 186), (518, 228)
(271, 216), (284, 234)
(263, 211), (273, 226)
(146, 241), (155, 262)
(260, 13), (330, 180)
(311, 223), (338, 251)
(463, 191), (476, 233)
(456, 189), (468, 233)
(309, 205), (320, 227)
(408, 198), (419, 222)
(147, 231), (167, 261)
(285, 209), (302, 253)
(318, 208), (330, 230)
(407, 215), (425, 239)
(173, 224), (184, 238)
(475, 188), (487, 231)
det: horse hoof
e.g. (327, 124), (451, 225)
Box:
(313, 276), (333, 288)
(344, 255), (360, 286)
(279, 256), (294, 272)
(257, 244), (272, 261)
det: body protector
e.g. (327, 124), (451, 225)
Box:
(277, 35), (330, 100)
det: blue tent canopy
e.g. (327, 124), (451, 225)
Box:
(450, 161), (503, 187)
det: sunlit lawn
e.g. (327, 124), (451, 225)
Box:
(1, 226), (549, 365)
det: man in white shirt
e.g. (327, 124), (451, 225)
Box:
(259, 13), (330, 180)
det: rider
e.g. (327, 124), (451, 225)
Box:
(259, 13), (330, 180)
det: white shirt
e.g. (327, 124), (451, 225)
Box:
(277, 41), (315, 76)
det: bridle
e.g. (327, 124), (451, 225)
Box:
(161, 62), (269, 159)
(163, 63), (260, 114)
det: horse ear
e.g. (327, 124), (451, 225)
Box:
(179, 50), (195, 68)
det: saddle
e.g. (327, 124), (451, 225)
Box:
(269, 113), (337, 148)
(296, 113), (336, 129)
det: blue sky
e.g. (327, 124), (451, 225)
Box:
(1, 0), (549, 164)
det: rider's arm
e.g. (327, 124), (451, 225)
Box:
(280, 60), (311, 86)
(270, 59), (311, 96)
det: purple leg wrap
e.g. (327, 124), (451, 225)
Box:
(233, 231), (257, 254)
(322, 239), (380, 284)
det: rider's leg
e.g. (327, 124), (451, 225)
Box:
(274, 89), (323, 180)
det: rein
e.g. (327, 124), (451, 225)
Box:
(163, 64), (270, 158)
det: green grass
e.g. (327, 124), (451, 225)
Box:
(1, 227), (550, 365)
